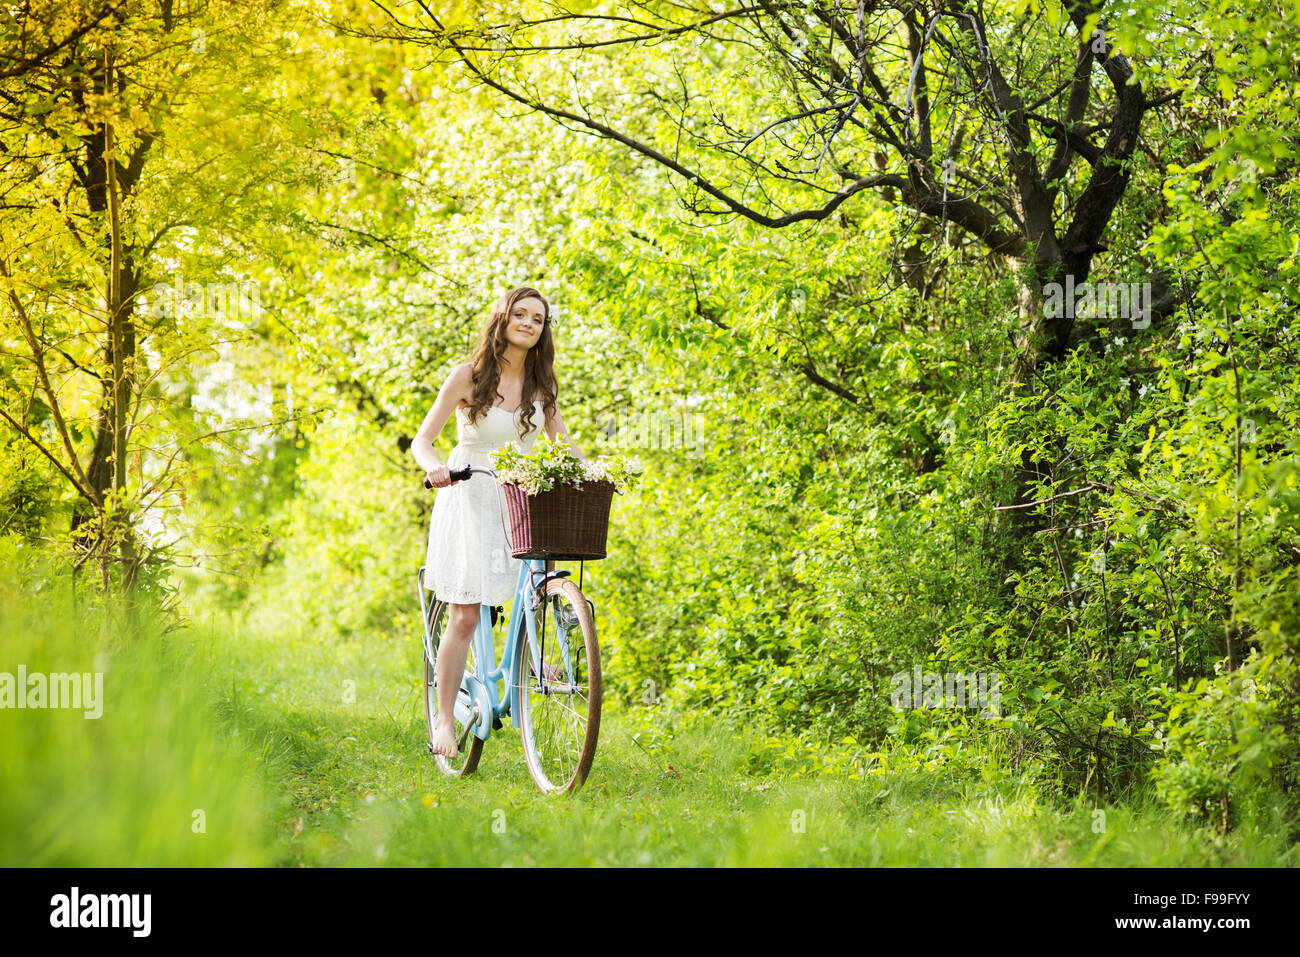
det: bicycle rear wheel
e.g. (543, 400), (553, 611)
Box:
(423, 598), (483, 776)
(514, 578), (601, 793)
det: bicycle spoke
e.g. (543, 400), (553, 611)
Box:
(517, 580), (601, 793)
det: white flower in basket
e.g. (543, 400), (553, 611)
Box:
(491, 433), (642, 496)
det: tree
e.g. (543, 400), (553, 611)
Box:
(362, 1), (1199, 372)
(0, 1), (308, 598)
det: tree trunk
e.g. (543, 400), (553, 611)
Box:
(71, 52), (143, 594)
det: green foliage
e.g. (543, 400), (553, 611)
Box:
(231, 405), (425, 645)
(1148, 654), (1296, 827)
(0, 441), (58, 542)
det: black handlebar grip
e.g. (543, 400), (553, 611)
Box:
(423, 464), (475, 489)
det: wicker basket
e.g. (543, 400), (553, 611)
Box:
(501, 479), (616, 560)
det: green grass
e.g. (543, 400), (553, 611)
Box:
(204, 606), (1298, 867)
(0, 554), (273, 866)
(3, 545), (1295, 866)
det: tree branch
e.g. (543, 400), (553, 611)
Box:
(0, 251), (97, 502)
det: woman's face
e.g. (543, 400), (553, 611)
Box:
(504, 297), (547, 351)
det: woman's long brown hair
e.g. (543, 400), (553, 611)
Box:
(463, 286), (557, 439)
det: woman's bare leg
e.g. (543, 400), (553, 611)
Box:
(430, 601), (480, 758)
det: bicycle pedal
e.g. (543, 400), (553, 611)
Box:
(492, 716), (502, 730)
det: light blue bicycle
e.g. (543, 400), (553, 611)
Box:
(418, 465), (602, 793)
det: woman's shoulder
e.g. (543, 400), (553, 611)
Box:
(449, 362), (476, 410)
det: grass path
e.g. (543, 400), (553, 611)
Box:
(207, 613), (1294, 868)
(5, 558), (1292, 868)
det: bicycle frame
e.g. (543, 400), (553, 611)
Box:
(417, 468), (578, 745)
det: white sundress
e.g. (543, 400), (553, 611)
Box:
(424, 399), (546, 605)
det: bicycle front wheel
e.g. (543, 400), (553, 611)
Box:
(514, 578), (601, 793)
(423, 598), (483, 776)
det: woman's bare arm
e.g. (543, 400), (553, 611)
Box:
(412, 363), (473, 474)
(545, 401), (586, 461)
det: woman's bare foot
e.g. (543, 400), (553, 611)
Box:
(430, 719), (458, 759)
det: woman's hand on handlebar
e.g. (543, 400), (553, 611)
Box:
(423, 463), (479, 489)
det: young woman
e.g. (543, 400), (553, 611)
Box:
(411, 286), (585, 759)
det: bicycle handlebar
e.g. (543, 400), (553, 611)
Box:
(422, 464), (492, 490)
